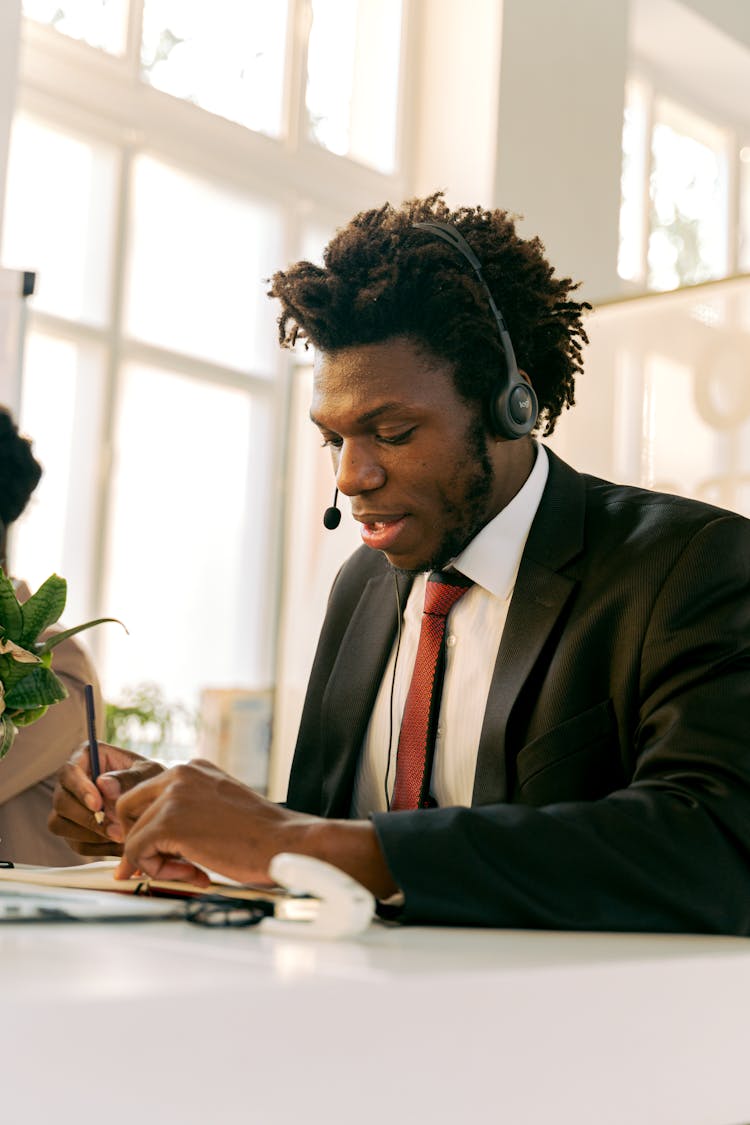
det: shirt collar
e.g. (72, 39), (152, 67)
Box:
(450, 441), (549, 600)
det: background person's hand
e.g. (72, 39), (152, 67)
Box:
(48, 743), (164, 856)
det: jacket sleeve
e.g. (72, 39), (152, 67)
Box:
(372, 515), (750, 934)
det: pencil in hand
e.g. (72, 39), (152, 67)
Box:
(84, 684), (105, 825)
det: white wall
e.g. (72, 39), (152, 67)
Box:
(493, 0), (629, 305)
(407, 0), (503, 208)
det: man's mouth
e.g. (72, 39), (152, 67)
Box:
(356, 514), (409, 552)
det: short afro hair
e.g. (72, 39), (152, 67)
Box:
(0, 407), (42, 527)
(269, 192), (590, 436)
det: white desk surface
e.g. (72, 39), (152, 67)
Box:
(2, 916), (750, 1125)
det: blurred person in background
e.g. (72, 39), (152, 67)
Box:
(0, 406), (102, 865)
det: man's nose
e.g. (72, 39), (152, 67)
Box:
(335, 440), (386, 496)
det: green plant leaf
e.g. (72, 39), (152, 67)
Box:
(12, 704), (49, 726)
(4, 664), (68, 710)
(35, 617), (128, 654)
(0, 570), (23, 642)
(0, 652), (39, 694)
(0, 714), (17, 760)
(18, 574), (67, 647)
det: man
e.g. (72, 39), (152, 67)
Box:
(50, 194), (750, 932)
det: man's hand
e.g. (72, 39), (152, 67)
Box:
(115, 759), (316, 885)
(48, 743), (164, 856)
(114, 759), (399, 898)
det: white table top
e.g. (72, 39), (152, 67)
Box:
(2, 916), (750, 1125)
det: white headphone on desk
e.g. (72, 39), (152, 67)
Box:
(268, 853), (375, 939)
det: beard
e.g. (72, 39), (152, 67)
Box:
(392, 417), (496, 577)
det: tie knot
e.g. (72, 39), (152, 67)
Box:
(423, 571), (474, 617)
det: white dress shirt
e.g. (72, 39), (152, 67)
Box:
(350, 443), (549, 816)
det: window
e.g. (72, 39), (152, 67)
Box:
(5, 0), (409, 762)
(2, 115), (118, 326)
(140, 1), (289, 138)
(648, 98), (729, 291)
(306, 0), (403, 173)
(618, 79), (738, 293)
(124, 155), (282, 373)
(22, 0), (129, 55)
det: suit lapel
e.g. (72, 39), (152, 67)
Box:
(320, 569), (412, 815)
(472, 450), (586, 805)
(313, 451), (588, 812)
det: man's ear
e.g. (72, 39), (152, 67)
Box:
(518, 368), (533, 386)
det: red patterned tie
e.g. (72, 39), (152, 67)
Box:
(391, 571), (474, 810)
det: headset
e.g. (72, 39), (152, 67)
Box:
(412, 220), (538, 441)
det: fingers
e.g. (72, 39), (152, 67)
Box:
(114, 767), (171, 828)
(46, 809), (124, 856)
(56, 751), (102, 817)
(54, 743), (153, 815)
(52, 762), (108, 840)
(115, 760), (227, 828)
(116, 762), (229, 883)
(96, 743), (153, 773)
(47, 808), (108, 843)
(95, 759), (165, 840)
(113, 768), (187, 876)
(122, 818), (201, 883)
(99, 758), (165, 801)
(114, 853), (210, 886)
(49, 744), (164, 850)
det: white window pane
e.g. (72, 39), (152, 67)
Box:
(10, 331), (107, 626)
(140, 0), (288, 138)
(306, 0), (402, 173)
(124, 155), (282, 373)
(101, 362), (273, 722)
(648, 100), (729, 291)
(22, 0), (129, 56)
(1, 114), (118, 326)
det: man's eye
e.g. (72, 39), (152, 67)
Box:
(377, 427), (416, 446)
(320, 436), (343, 449)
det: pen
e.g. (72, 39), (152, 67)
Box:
(84, 684), (105, 825)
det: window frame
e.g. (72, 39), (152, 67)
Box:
(7, 0), (414, 720)
(618, 62), (748, 293)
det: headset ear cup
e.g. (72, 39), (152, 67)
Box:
(489, 379), (538, 439)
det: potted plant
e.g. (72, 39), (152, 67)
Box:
(0, 569), (122, 758)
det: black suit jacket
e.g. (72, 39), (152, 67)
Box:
(286, 449), (750, 932)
